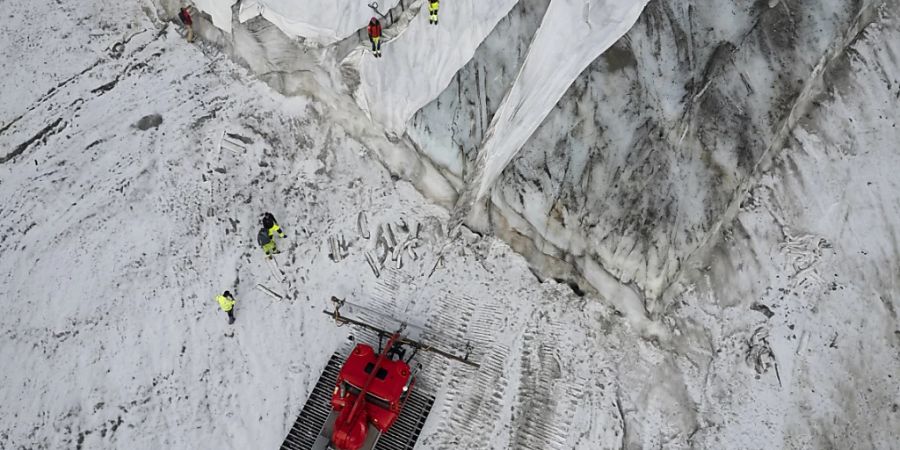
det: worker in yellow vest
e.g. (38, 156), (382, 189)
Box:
(258, 228), (278, 258)
(259, 212), (286, 258)
(428, 0), (439, 25)
(262, 212), (287, 239)
(216, 291), (236, 324)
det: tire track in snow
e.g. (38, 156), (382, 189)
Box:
(445, 344), (511, 448)
(416, 292), (477, 389)
(338, 242), (523, 447)
(0, 27), (170, 165)
(0, 118), (66, 164)
(1, 27), (163, 141)
(422, 299), (583, 450)
(509, 320), (581, 450)
(370, 267), (407, 313)
(418, 290), (514, 448)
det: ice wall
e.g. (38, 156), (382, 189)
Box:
(354, 0), (519, 135)
(471, 0), (650, 200)
(670, 7), (900, 445)
(237, 0), (401, 45)
(491, 0), (879, 301)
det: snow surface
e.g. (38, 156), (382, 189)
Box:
(3, 0), (899, 448)
(238, 0), (401, 45)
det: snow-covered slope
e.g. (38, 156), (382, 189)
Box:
(668, 10), (900, 445)
(0, 6), (689, 447)
(4, 0), (899, 448)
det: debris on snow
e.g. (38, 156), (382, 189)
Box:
(750, 303), (775, 319)
(746, 327), (776, 376)
(134, 114), (163, 130)
(357, 211), (370, 239)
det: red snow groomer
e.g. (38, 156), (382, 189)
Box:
(281, 297), (478, 450)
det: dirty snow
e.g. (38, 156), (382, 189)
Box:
(2, 0), (899, 449)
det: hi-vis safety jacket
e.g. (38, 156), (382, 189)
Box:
(216, 295), (235, 312)
(268, 223), (285, 238)
(429, 1), (439, 12)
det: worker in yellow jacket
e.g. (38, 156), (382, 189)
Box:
(428, 0), (439, 25)
(216, 291), (236, 324)
(262, 212), (287, 239)
(259, 212), (287, 258)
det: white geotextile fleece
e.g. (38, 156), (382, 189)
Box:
(356, 0), (519, 135)
(238, 0), (401, 45)
(475, 0), (650, 199)
(193, 0), (237, 33)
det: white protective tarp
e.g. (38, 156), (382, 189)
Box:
(355, 0), (519, 135)
(474, 0), (650, 199)
(238, 0), (401, 45)
(193, 0), (237, 33)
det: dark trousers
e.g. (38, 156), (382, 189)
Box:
(226, 310), (235, 324)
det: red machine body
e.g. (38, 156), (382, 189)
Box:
(329, 334), (413, 450)
(276, 298), (478, 450)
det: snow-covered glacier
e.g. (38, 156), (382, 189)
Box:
(2, 0), (898, 448)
